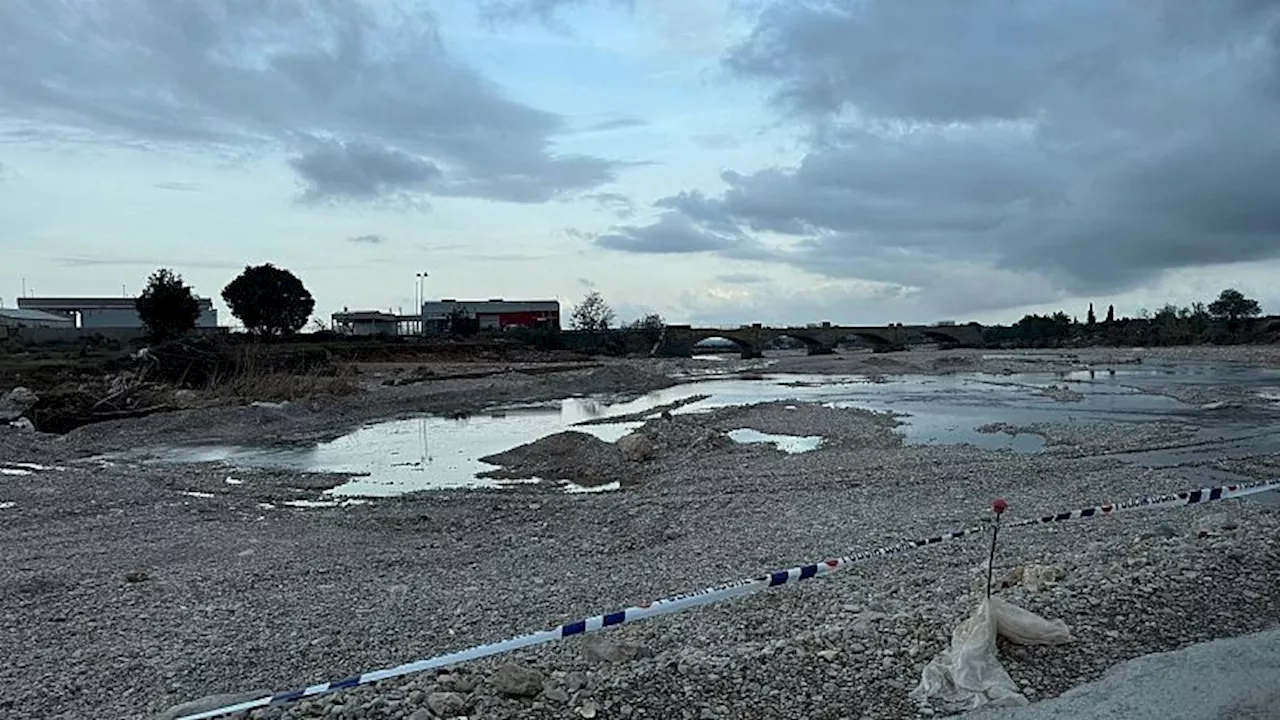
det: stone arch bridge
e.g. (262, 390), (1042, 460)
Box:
(656, 323), (985, 358)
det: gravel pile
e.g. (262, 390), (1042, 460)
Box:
(1, 349), (1278, 720)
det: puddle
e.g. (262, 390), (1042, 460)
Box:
(282, 498), (370, 509)
(1, 468), (32, 476)
(117, 362), (1280, 497)
(565, 480), (621, 494)
(727, 428), (823, 454)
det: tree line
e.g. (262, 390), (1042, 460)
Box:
(984, 288), (1266, 347)
(136, 264), (315, 340)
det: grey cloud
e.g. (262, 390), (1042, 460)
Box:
(585, 191), (635, 218)
(291, 139), (441, 204)
(598, 0), (1280, 314)
(596, 212), (767, 256)
(347, 234), (388, 246)
(479, 0), (633, 26)
(0, 1), (619, 204)
(580, 118), (648, 133)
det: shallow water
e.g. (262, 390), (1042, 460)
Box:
(119, 360), (1280, 497)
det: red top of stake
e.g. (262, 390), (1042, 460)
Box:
(992, 498), (1009, 514)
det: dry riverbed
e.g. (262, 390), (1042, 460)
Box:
(1, 348), (1279, 720)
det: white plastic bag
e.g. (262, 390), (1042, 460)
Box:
(909, 597), (1073, 713)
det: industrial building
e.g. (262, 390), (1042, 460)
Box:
(421, 299), (560, 334)
(0, 307), (76, 329)
(330, 310), (410, 336)
(331, 299), (560, 336)
(16, 297), (218, 329)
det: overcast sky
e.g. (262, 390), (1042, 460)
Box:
(3, 0), (1280, 327)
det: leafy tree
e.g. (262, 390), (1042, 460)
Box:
(627, 313), (665, 332)
(1207, 288), (1261, 323)
(570, 291), (615, 331)
(447, 307), (479, 336)
(136, 268), (201, 341)
(222, 263), (315, 336)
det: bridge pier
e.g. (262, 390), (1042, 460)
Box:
(654, 325), (694, 358)
(806, 344), (836, 356)
(740, 347), (764, 360)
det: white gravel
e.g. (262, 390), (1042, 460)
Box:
(0, 349), (1277, 720)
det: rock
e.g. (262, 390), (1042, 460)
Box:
(1026, 563), (1066, 590)
(407, 710), (432, 720)
(156, 690), (273, 720)
(453, 675), (477, 693)
(125, 570), (151, 583)
(426, 692), (467, 717)
(579, 700), (600, 719)
(8, 417), (35, 432)
(545, 686), (571, 704)
(491, 664), (545, 697)
(583, 636), (647, 663)
(817, 649), (840, 662)
(565, 671), (587, 692)
(617, 432), (657, 462)
(0, 386), (38, 420)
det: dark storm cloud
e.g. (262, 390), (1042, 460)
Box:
(596, 212), (770, 258)
(0, 1), (619, 204)
(290, 139), (441, 204)
(598, 0), (1280, 308)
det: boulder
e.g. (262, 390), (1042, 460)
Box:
(491, 664), (544, 697)
(426, 691), (467, 717)
(0, 386), (38, 421)
(617, 432), (656, 462)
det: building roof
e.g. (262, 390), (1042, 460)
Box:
(0, 307), (76, 324)
(332, 311), (401, 322)
(421, 299), (560, 315)
(18, 296), (213, 310)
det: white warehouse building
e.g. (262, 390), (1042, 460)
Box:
(17, 297), (218, 329)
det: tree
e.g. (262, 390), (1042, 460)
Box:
(627, 313), (665, 332)
(1105, 304), (1115, 324)
(570, 291), (615, 331)
(222, 263), (315, 336)
(1086, 303), (1096, 328)
(136, 268), (201, 341)
(447, 307), (479, 336)
(1207, 288), (1261, 323)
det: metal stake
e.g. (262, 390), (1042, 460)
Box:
(987, 498), (1008, 598)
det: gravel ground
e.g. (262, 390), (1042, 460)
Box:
(1, 348), (1278, 720)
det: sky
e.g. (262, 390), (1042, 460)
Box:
(3, 0), (1280, 328)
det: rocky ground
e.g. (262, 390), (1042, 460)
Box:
(1, 348), (1279, 720)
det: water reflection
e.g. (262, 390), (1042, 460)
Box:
(124, 362), (1280, 497)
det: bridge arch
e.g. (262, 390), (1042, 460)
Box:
(693, 335), (763, 359)
(842, 331), (893, 348)
(919, 329), (966, 347)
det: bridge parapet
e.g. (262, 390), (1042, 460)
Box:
(654, 323), (984, 358)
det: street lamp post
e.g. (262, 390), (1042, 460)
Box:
(415, 271), (429, 335)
